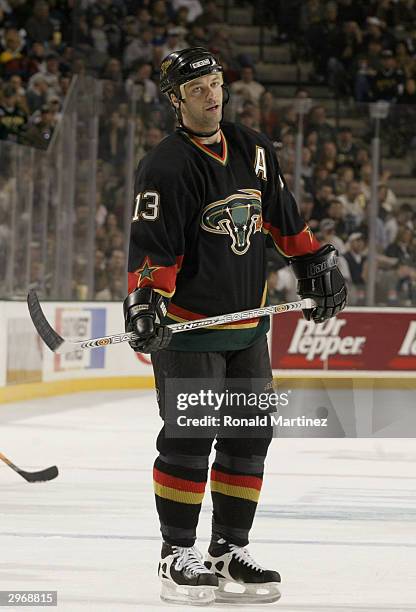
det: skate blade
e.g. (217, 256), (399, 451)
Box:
(215, 579), (281, 604)
(160, 578), (217, 606)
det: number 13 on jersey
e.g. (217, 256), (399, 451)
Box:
(132, 191), (160, 222)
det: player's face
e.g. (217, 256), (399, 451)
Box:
(180, 73), (223, 133)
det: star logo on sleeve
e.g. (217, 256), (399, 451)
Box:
(136, 257), (162, 283)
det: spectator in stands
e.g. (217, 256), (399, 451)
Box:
(0, 84), (27, 142)
(336, 126), (358, 167)
(125, 62), (158, 104)
(98, 110), (127, 164)
(362, 16), (395, 53)
(395, 41), (416, 79)
(90, 14), (109, 58)
(193, 1), (222, 29)
(326, 199), (348, 240)
(187, 23), (210, 48)
(338, 181), (366, 228)
(306, 105), (336, 145)
(318, 140), (338, 174)
(25, 1), (54, 44)
(378, 181), (398, 213)
(384, 202), (414, 246)
(7, 74), (29, 113)
(230, 66), (265, 106)
(305, 130), (318, 162)
(150, 0), (172, 27)
(94, 249), (111, 300)
(174, 6), (191, 28)
(399, 77), (416, 104)
(299, 192), (320, 231)
(358, 201), (388, 251)
(266, 259), (297, 304)
(41, 52), (62, 96)
(238, 109), (259, 131)
(328, 19), (363, 95)
(358, 162), (372, 201)
(22, 103), (54, 149)
(74, 14), (93, 51)
(336, 164), (355, 194)
(87, 0), (126, 32)
(319, 218), (346, 254)
(123, 26), (154, 69)
(312, 183), (335, 219)
(99, 80), (123, 116)
(312, 164), (336, 194)
(301, 146), (314, 193)
(137, 125), (165, 159)
(385, 226), (416, 265)
(385, 226), (416, 303)
(370, 49), (405, 101)
(107, 248), (126, 281)
(109, 276), (125, 300)
(339, 21), (363, 79)
(307, 1), (343, 83)
(0, 27), (25, 65)
(171, 0), (203, 23)
(159, 28), (183, 60)
(342, 232), (367, 303)
(26, 72), (48, 112)
(101, 57), (124, 83)
(210, 24), (239, 70)
(300, 0), (324, 37)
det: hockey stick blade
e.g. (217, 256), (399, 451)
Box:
(0, 452), (59, 483)
(18, 465), (59, 483)
(27, 289), (65, 352)
(27, 291), (316, 355)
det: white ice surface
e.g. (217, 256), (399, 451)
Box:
(1, 390), (416, 612)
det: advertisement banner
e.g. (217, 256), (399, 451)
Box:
(53, 306), (106, 372)
(271, 308), (416, 373)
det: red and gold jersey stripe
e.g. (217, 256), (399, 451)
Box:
(185, 130), (228, 166)
(167, 284), (268, 330)
(262, 222), (320, 257)
(127, 255), (184, 297)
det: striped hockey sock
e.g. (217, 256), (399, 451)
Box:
(210, 457), (264, 546)
(153, 456), (208, 547)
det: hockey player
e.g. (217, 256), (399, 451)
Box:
(124, 48), (347, 605)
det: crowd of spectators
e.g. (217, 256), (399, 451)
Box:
(261, 93), (416, 306)
(260, 0), (416, 103)
(1, 0), (416, 305)
(0, 1), (74, 148)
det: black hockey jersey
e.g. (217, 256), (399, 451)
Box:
(128, 122), (320, 351)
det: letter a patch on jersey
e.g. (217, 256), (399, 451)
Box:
(254, 146), (267, 181)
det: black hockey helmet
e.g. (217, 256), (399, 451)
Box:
(160, 47), (223, 100)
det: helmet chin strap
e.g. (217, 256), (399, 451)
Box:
(175, 101), (221, 138)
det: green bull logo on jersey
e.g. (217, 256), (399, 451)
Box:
(201, 189), (263, 255)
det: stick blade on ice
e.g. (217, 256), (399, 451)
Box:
(20, 465), (59, 483)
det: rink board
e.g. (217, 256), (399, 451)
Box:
(0, 300), (415, 403)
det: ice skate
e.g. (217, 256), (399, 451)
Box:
(205, 537), (281, 604)
(158, 542), (218, 606)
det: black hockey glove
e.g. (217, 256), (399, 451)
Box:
(290, 244), (347, 323)
(123, 287), (172, 353)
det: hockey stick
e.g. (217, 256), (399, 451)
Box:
(27, 289), (316, 355)
(0, 451), (58, 483)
